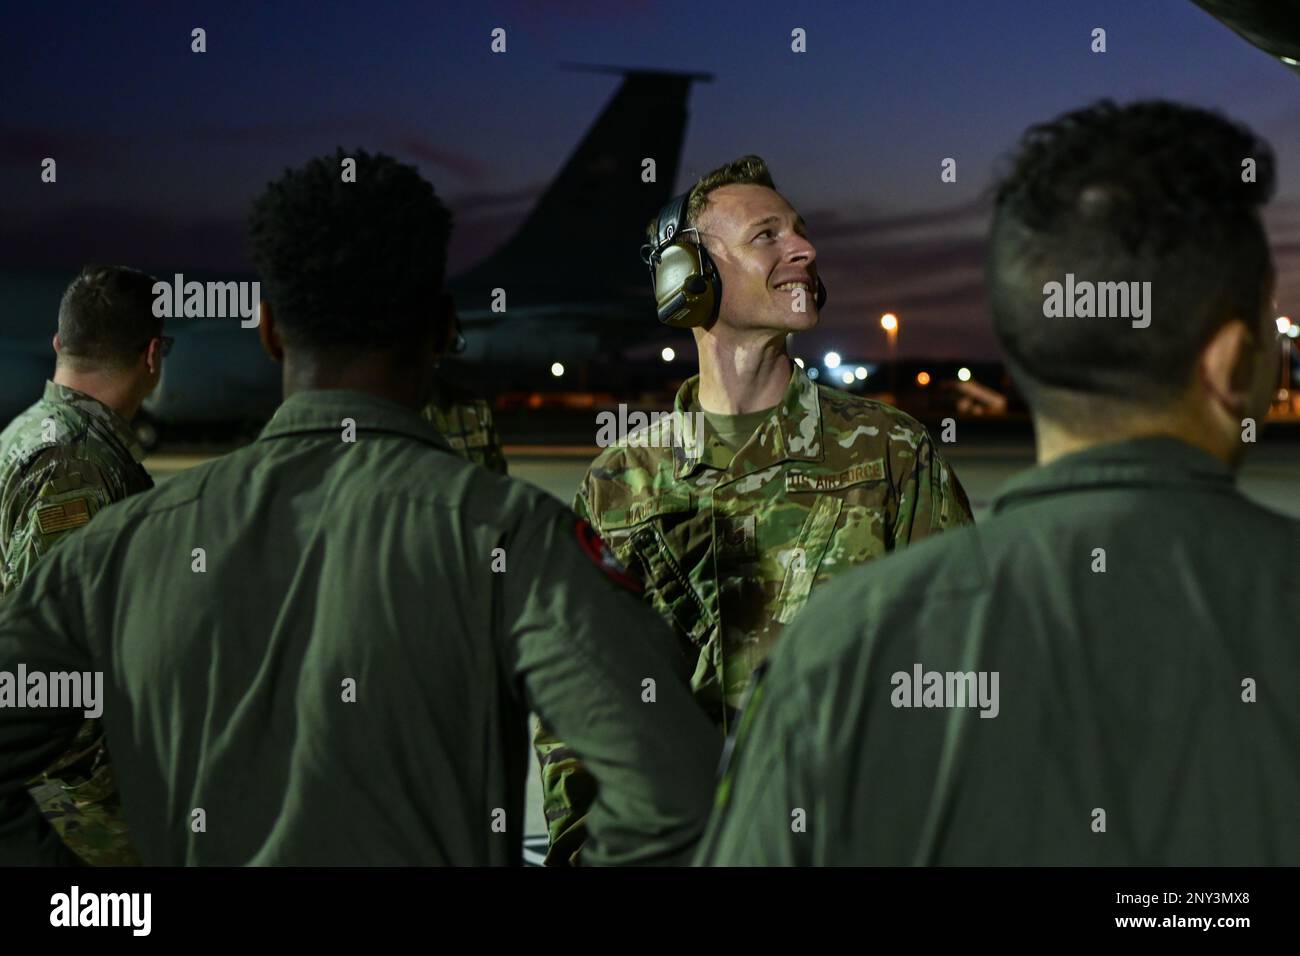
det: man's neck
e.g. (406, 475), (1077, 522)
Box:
(1035, 415), (1236, 469)
(694, 329), (792, 414)
(281, 353), (431, 412)
(51, 368), (140, 422)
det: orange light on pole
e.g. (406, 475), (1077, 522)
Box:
(881, 313), (899, 397)
(916, 371), (931, 387)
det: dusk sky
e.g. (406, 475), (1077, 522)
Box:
(3, 0), (1298, 360)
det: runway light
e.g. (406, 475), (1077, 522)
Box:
(661, 347), (675, 362)
(880, 313), (898, 332)
(957, 367), (972, 382)
(824, 351), (842, 369)
(1277, 317), (1291, 335)
(808, 367), (819, 380)
(854, 366), (867, 380)
(916, 371), (931, 386)
(840, 371), (855, 385)
(550, 362), (565, 378)
(794, 357), (805, 368)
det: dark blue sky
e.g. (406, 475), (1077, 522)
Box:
(3, 0), (1297, 359)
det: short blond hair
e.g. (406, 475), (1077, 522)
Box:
(685, 154), (775, 228)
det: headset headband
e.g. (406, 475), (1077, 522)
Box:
(643, 191), (696, 284)
(655, 193), (691, 249)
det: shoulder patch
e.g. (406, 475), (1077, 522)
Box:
(35, 496), (94, 534)
(575, 518), (643, 594)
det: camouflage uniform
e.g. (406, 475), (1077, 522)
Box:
(534, 363), (973, 863)
(421, 380), (507, 475)
(0, 380), (153, 865)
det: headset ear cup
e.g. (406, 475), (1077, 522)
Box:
(698, 248), (721, 325)
(815, 277), (827, 311)
(648, 190), (721, 328)
(654, 242), (718, 328)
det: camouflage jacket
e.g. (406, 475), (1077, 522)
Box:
(534, 363), (972, 863)
(421, 380), (507, 475)
(0, 380), (153, 865)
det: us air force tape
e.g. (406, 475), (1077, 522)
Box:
(574, 519), (642, 594)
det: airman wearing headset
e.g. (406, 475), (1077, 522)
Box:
(534, 154), (972, 864)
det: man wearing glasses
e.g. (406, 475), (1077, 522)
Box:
(0, 263), (168, 865)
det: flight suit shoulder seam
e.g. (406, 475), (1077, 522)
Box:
(386, 484), (561, 532)
(1, 542), (96, 615)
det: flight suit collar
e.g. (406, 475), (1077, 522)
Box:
(671, 364), (823, 480)
(43, 380), (147, 464)
(258, 389), (455, 453)
(992, 436), (1235, 514)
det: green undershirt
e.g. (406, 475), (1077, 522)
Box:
(693, 402), (779, 468)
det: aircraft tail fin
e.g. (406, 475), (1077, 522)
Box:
(452, 66), (711, 304)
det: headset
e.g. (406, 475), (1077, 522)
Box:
(642, 191), (827, 328)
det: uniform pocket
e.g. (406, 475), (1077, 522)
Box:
(600, 492), (714, 647)
(776, 463), (891, 622)
(774, 496), (843, 624)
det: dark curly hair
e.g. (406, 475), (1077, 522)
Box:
(249, 149), (453, 350)
(988, 100), (1275, 414)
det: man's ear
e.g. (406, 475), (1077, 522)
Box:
(258, 301), (284, 362)
(144, 337), (163, 376)
(1199, 319), (1258, 418)
(52, 332), (62, 355)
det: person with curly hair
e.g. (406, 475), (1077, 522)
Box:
(698, 101), (1297, 866)
(0, 150), (719, 866)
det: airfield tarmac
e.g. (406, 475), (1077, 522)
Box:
(146, 435), (1300, 862)
(148, 436), (1300, 519)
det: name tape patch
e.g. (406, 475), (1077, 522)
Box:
(785, 459), (885, 493)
